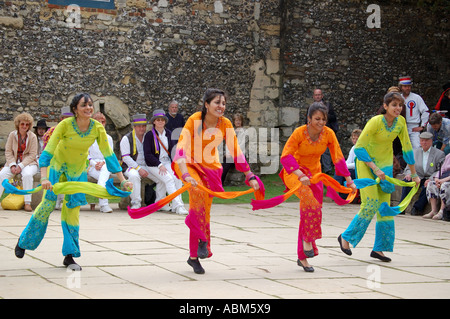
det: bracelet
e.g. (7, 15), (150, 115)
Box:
(347, 180), (354, 186)
(182, 173), (191, 181)
(245, 172), (255, 182)
(373, 167), (380, 173)
(411, 173), (418, 178)
(40, 177), (48, 182)
(120, 180), (129, 188)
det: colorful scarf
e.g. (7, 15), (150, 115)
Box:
(128, 176), (265, 219)
(250, 173), (418, 217)
(1, 178), (131, 199)
(251, 173), (357, 210)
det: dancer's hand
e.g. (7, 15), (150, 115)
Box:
(375, 168), (385, 180)
(41, 179), (52, 191)
(185, 176), (198, 187)
(299, 175), (310, 186)
(412, 176), (421, 187)
(120, 180), (133, 192)
(248, 178), (259, 191)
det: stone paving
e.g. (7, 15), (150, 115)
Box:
(0, 200), (449, 300)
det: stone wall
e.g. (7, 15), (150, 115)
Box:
(280, 0), (449, 147)
(0, 0), (448, 171)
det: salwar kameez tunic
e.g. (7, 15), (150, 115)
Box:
(342, 115), (414, 252)
(280, 125), (350, 260)
(173, 112), (250, 258)
(18, 117), (122, 257)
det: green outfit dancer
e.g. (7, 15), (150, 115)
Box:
(338, 92), (420, 262)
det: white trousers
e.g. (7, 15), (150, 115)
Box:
(146, 160), (185, 210)
(407, 123), (421, 149)
(0, 165), (38, 203)
(124, 165), (166, 207)
(87, 164), (111, 207)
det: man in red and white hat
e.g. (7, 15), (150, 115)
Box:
(399, 75), (429, 149)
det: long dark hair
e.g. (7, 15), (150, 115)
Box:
(198, 88), (227, 134)
(70, 93), (93, 116)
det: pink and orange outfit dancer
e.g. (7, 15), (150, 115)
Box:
(172, 88), (263, 274)
(278, 102), (356, 272)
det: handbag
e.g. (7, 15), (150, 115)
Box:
(1, 178), (24, 210)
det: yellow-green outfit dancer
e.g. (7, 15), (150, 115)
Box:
(15, 93), (132, 270)
(338, 92), (420, 262)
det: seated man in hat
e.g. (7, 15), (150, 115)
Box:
(143, 109), (188, 214)
(120, 113), (165, 209)
(400, 131), (445, 215)
(399, 75), (430, 149)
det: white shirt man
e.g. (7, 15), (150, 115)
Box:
(399, 76), (429, 149)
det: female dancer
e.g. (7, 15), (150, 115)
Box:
(338, 92), (420, 262)
(173, 88), (261, 274)
(15, 93), (132, 270)
(280, 102), (356, 272)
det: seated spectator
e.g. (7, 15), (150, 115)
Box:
(120, 113), (166, 210)
(87, 112), (114, 213)
(33, 119), (50, 163)
(221, 113), (247, 184)
(426, 112), (450, 155)
(43, 106), (73, 210)
(401, 132), (445, 215)
(434, 82), (450, 118)
(0, 113), (39, 212)
(334, 128), (361, 200)
(424, 153), (450, 220)
(143, 109), (188, 214)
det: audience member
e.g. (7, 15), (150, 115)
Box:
(143, 109), (188, 214)
(434, 82), (450, 117)
(87, 112), (114, 213)
(334, 128), (361, 200)
(424, 153), (450, 220)
(399, 76), (430, 149)
(33, 119), (49, 163)
(426, 112), (450, 155)
(401, 132), (445, 215)
(120, 113), (165, 209)
(221, 113), (247, 184)
(165, 100), (185, 145)
(305, 89), (339, 174)
(43, 106), (74, 209)
(0, 113), (38, 212)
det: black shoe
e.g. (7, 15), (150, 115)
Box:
(187, 258), (205, 274)
(338, 234), (352, 256)
(63, 254), (82, 271)
(303, 241), (315, 258)
(410, 207), (421, 216)
(370, 251), (391, 262)
(15, 240), (25, 259)
(197, 239), (209, 259)
(297, 259), (314, 272)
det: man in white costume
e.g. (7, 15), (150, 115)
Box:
(399, 75), (430, 149)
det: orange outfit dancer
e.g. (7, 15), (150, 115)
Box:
(173, 88), (261, 274)
(280, 102), (356, 272)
